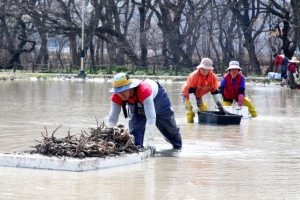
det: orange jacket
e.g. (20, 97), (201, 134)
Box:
(181, 69), (219, 98)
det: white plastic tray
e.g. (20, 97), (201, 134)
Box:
(0, 150), (151, 172)
(223, 106), (249, 119)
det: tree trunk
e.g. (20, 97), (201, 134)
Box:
(244, 32), (260, 74)
(138, 1), (148, 69)
(35, 32), (49, 66)
(69, 34), (80, 69)
(89, 41), (95, 69)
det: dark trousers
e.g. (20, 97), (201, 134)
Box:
(128, 83), (182, 148)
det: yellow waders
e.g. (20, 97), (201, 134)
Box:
(222, 96), (257, 117)
(185, 99), (208, 123)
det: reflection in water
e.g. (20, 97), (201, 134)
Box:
(155, 149), (182, 157)
(0, 80), (300, 199)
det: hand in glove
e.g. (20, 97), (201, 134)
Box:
(293, 73), (297, 83)
(238, 94), (244, 106)
(106, 121), (116, 128)
(189, 93), (200, 113)
(144, 124), (156, 156)
(213, 93), (225, 113)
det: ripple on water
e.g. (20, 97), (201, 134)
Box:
(154, 139), (263, 160)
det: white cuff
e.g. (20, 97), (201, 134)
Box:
(106, 121), (116, 127)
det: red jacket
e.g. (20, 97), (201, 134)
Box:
(274, 55), (289, 67)
(223, 73), (242, 99)
(274, 55), (283, 66)
(287, 62), (297, 73)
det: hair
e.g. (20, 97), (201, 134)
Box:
(273, 53), (278, 57)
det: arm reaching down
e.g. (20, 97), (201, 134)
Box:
(106, 101), (121, 127)
(189, 93), (200, 113)
(212, 93), (226, 113)
(238, 94), (244, 106)
(293, 73), (297, 83)
(142, 96), (156, 151)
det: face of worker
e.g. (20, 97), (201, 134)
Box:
(200, 68), (210, 76)
(116, 88), (133, 100)
(229, 68), (240, 78)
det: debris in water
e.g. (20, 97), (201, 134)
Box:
(24, 120), (143, 158)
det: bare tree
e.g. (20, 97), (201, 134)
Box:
(1, 0), (297, 76)
(260, 0), (300, 59)
(148, 0), (212, 74)
(0, 1), (36, 69)
(213, 0), (238, 75)
(227, 0), (269, 74)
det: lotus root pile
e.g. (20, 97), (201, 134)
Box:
(25, 121), (142, 158)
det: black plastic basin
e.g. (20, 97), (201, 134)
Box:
(198, 111), (242, 125)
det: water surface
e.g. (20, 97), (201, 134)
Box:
(0, 79), (299, 199)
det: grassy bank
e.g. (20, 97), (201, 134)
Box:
(0, 72), (281, 86)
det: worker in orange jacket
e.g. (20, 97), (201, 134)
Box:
(181, 58), (225, 123)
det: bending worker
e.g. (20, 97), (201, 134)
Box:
(287, 57), (300, 89)
(107, 73), (182, 151)
(273, 53), (289, 87)
(219, 61), (257, 117)
(181, 58), (225, 123)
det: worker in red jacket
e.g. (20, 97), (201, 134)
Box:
(219, 61), (257, 117)
(287, 57), (300, 89)
(107, 73), (182, 153)
(273, 53), (289, 86)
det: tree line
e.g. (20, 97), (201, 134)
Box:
(0, 0), (299, 75)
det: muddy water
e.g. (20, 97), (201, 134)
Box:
(0, 79), (300, 199)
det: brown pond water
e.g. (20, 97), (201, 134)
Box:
(0, 78), (299, 199)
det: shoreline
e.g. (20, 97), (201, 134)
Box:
(0, 72), (274, 82)
(0, 72), (188, 81)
